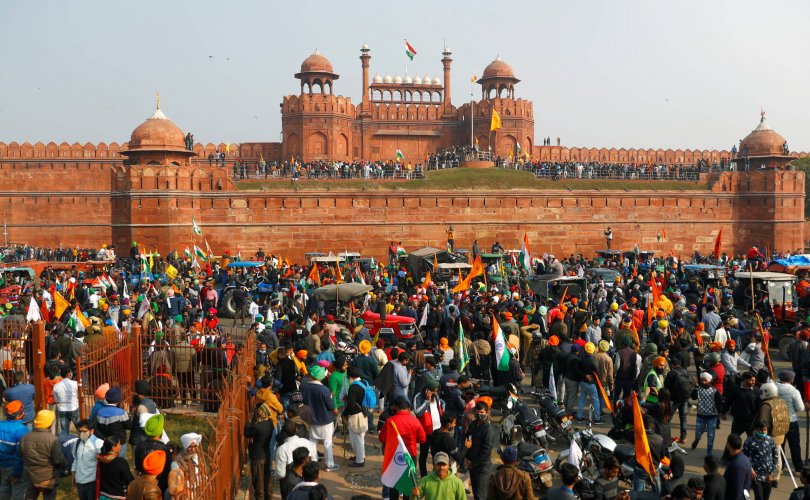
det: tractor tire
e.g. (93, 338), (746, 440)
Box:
(220, 289), (237, 318)
(778, 335), (794, 361)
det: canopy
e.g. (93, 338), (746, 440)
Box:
(226, 261), (264, 268)
(310, 283), (373, 301)
(768, 255), (810, 273)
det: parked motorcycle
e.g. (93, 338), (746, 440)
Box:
(529, 388), (573, 444)
(500, 441), (555, 492)
(500, 397), (550, 448)
(474, 380), (516, 414)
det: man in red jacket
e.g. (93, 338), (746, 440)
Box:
(380, 396), (426, 500)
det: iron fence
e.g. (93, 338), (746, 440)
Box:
(74, 328), (133, 420)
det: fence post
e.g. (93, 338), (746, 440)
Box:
(131, 324), (142, 382)
(32, 321), (46, 412)
(76, 356), (86, 420)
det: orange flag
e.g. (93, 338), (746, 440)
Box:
(40, 300), (50, 322)
(452, 270), (470, 293)
(433, 253), (439, 272)
(423, 271), (431, 289)
(308, 265), (321, 286)
(662, 226), (667, 240)
(593, 372), (614, 414)
(335, 264), (344, 283)
(632, 391), (657, 483)
(54, 291), (70, 320)
(469, 255), (485, 280)
(277, 256), (283, 270)
(713, 228), (723, 261)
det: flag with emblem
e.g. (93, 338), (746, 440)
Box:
(54, 291), (70, 320)
(381, 421), (417, 494)
(165, 265), (178, 280)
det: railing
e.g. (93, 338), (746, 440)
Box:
(1, 321), (47, 413)
(499, 161), (715, 182)
(175, 330), (255, 499)
(232, 164), (428, 181)
(75, 328), (133, 420)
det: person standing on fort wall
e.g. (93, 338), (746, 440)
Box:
(604, 227), (613, 249)
(446, 226), (455, 252)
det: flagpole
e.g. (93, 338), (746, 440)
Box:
(470, 80), (475, 149)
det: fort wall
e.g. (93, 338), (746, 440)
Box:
(0, 161), (803, 261)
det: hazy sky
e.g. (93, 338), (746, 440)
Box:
(1, 0), (808, 151)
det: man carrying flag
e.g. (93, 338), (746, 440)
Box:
(631, 391), (664, 493)
(380, 397), (424, 500)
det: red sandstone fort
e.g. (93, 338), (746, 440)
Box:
(0, 46), (807, 259)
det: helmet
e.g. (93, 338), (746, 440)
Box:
(760, 382), (778, 399)
(653, 356), (668, 369)
(725, 340), (736, 350)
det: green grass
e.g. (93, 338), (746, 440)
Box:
(235, 168), (707, 191)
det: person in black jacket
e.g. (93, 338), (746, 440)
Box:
(720, 371), (759, 437)
(701, 455), (726, 500)
(576, 343), (601, 423)
(342, 367), (367, 468)
(563, 344), (582, 415)
(430, 414), (460, 468)
(462, 401), (495, 500)
(245, 405), (275, 500)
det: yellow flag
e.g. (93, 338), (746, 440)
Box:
(54, 291), (70, 320)
(149, 252), (154, 273)
(165, 265), (178, 280)
(490, 110), (502, 131)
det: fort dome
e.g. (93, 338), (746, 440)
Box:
(740, 112), (787, 157)
(482, 57), (515, 79)
(413, 76), (423, 85)
(128, 108), (186, 152)
(373, 74), (382, 84)
(300, 50), (333, 74)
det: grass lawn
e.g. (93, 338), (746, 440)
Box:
(55, 413), (215, 499)
(235, 168), (707, 191)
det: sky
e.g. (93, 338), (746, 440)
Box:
(1, 0), (808, 151)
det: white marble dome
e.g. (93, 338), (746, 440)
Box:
(394, 74), (403, 84)
(432, 76), (441, 85)
(403, 75), (412, 84)
(423, 75), (431, 85)
(383, 74), (392, 84)
(413, 76), (423, 85)
(372, 74), (382, 84)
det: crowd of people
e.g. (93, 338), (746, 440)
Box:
(3, 240), (810, 499)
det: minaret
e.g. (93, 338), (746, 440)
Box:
(360, 43), (371, 110)
(442, 46), (452, 108)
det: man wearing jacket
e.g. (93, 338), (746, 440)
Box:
(0, 401), (29, 500)
(379, 397), (425, 500)
(463, 401), (496, 500)
(486, 445), (535, 499)
(20, 410), (67, 499)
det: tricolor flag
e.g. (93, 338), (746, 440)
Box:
(69, 305), (90, 332)
(491, 314), (511, 371)
(404, 40), (417, 61)
(103, 273), (117, 290)
(457, 322), (470, 372)
(519, 233), (531, 273)
(395, 149), (405, 161)
(192, 218), (202, 236)
(516, 142), (522, 155)
(355, 262), (366, 285)
(381, 422), (417, 494)
(184, 247), (193, 260)
(194, 245), (208, 262)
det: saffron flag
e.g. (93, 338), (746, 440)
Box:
(54, 291), (70, 320)
(457, 322), (470, 372)
(492, 315), (511, 371)
(713, 228), (723, 261)
(335, 264), (344, 283)
(404, 40), (417, 60)
(519, 233), (532, 273)
(490, 110), (502, 131)
(192, 218), (202, 236)
(470, 254), (485, 280)
(39, 299), (49, 322)
(632, 391), (657, 483)
(451, 272), (470, 293)
(308, 265), (321, 286)
(73, 305), (90, 329)
(593, 371), (614, 414)
(381, 422), (417, 493)
(422, 271), (431, 289)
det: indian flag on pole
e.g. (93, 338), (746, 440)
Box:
(194, 244), (208, 262)
(516, 142), (522, 155)
(396, 149), (405, 162)
(184, 247), (193, 260)
(404, 40), (417, 60)
(457, 322), (470, 372)
(492, 315), (511, 371)
(381, 422), (417, 494)
(192, 218), (202, 236)
(519, 232), (532, 273)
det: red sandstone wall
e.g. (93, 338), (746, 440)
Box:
(532, 145), (810, 165)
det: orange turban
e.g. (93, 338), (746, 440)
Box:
(548, 335), (560, 347)
(142, 450), (166, 475)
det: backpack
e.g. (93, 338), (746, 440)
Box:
(767, 398), (790, 437)
(352, 379), (377, 411)
(673, 368), (695, 401)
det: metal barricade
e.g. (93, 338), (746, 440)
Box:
(74, 328), (133, 420)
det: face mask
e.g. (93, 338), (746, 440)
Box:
(79, 431), (91, 442)
(477, 412), (487, 421)
(757, 432), (768, 438)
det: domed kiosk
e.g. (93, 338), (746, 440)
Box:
(295, 50), (339, 95)
(736, 111), (793, 170)
(120, 99), (195, 166)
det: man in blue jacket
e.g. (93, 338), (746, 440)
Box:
(0, 400), (30, 500)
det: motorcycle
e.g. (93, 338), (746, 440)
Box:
(500, 397), (550, 448)
(529, 388), (573, 444)
(511, 441), (555, 491)
(554, 427), (626, 479)
(473, 380), (516, 414)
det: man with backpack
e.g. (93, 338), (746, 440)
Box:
(664, 357), (695, 443)
(755, 382), (790, 484)
(343, 367), (370, 468)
